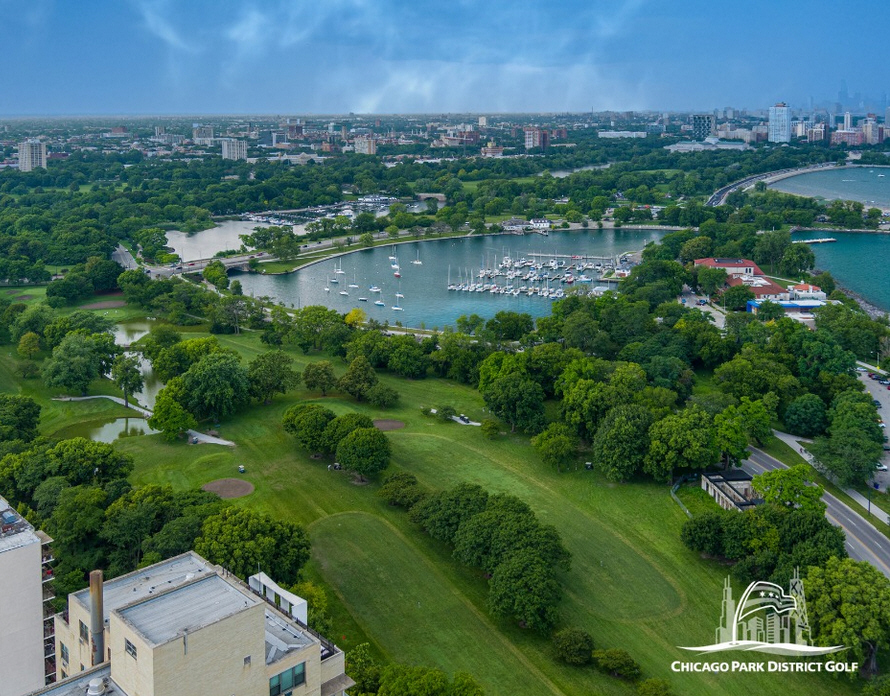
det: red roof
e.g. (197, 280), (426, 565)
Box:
(791, 284), (821, 292)
(725, 275), (787, 298)
(694, 258), (765, 276)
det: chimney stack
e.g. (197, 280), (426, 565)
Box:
(89, 570), (105, 666)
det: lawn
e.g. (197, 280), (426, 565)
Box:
(13, 320), (861, 696)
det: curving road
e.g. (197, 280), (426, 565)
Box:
(743, 448), (890, 578)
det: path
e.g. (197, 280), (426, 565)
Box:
(742, 447), (890, 578)
(51, 395), (236, 446)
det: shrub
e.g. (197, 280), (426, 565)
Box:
(637, 678), (674, 696)
(593, 648), (642, 680)
(437, 405), (457, 422)
(377, 473), (426, 508)
(366, 383), (400, 408)
(480, 419), (500, 439)
(552, 627), (594, 665)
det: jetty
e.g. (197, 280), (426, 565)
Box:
(791, 237), (836, 244)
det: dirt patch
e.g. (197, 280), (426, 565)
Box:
(13, 294), (33, 301)
(80, 300), (126, 310)
(202, 478), (255, 499)
(373, 419), (405, 431)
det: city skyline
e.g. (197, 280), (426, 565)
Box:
(0, 0), (888, 116)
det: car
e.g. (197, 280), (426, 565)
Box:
(857, 366), (868, 372)
(188, 262), (195, 266)
(698, 299), (707, 306)
(881, 423), (887, 429)
(238, 465), (246, 473)
(458, 414), (471, 423)
(680, 298), (686, 304)
(881, 380), (890, 386)
(257, 252), (265, 256)
(875, 400), (883, 407)
(884, 445), (890, 451)
(878, 464), (889, 472)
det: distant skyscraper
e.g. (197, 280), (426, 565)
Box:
(18, 139), (46, 172)
(478, 116), (488, 127)
(692, 114), (715, 140)
(220, 139), (247, 160)
(843, 112), (852, 130)
(768, 103), (791, 143)
(354, 137), (377, 155)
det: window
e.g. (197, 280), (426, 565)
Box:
(60, 643), (69, 664)
(125, 639), (137, 660)
(269, 663), (305, 696)
(244, 656), (251, 667)
(79, 621), (88, 642)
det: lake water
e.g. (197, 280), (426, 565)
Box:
(792, 232), (890, 311)
(112, 319), (163, 409)
(235, 229), (667, 329)
(166, 220), (273, 261)
(771, 167), (890, 208)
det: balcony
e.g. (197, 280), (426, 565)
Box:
(42, 552), (55, 565)
(42, 567), (54, 583)
(44, 639), (55, 659)
(42, 585), (55, 603)
(44, 621), (55, 639)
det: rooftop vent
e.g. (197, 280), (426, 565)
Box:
(86, 678), (105, 695)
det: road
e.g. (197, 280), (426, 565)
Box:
(679, 287), (726, 329)
(112, 244), (138, 270)
(743, 448), (890, 578)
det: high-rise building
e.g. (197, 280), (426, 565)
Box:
(18, 140), (47, 172)
(843, 111), (853, 131)
(221, 139), (248, 160)
(692, 114), (715, 140)
(478, 116), (488, 127)
(863, 119), (880, 145)
(0, 495), (55, 696)
(354, 137), (377, 155)
(884, 106), (890, 125)
(44, 552), (352, 696)
(523, 127), (549, 150)
(768, 103), (791, 143)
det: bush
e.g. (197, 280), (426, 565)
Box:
(637, 678), (674, 696)
(377, 473), (426, 508)
(366, 383), (400, 408)
(593, 648), (642, 680)
(552, 627), (594, 665)
(437, 405), (457, 422)
(480, 419), (500, 439)
(420, 406), (432, 417)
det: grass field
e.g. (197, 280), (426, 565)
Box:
(9, 322), (863, 696)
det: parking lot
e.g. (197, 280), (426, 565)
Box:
(857, 368), (890, 488)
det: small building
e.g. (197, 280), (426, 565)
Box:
(790, 283), (827, 300)
(725, 274), (789, 301)
(694, 258), (764, 277)
(529, 219), (551, 230)
(701, 470), (760, 512)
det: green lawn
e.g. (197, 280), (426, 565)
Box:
(11, 319), (862, 696)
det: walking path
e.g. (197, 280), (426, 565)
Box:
(772, 429), (889, 525)
(52, 395), (236, 446)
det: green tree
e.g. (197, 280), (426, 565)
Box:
(593, 649), (642, 680)
(409, 483), (489, 544)
(753, 230), (791, 274)
(720, 285), (755, 311)
(338, 355), (378, 401)
(202, 260), (230, 289)
(366, 383), (400, 408)
(194, 507), (310, 584)
(480, 419), (499, 439)
(696, 267), (728, 297)
(48, 437), (135, 485)
(784, 394), (828, 437)
(552, 627), (594, 665)
(806, 556), (890, 675)
(637, 678), (675, 696)
(780, 243), (816, 277)
(291, 305), (346, 353)
(752, 464), (825, 512)
(111, 354), (144, 408)
(247, 350), (300, 404)
(282, 404), (336, 455)
(148, 390), (197, 441)
(336, 427), (391, 481)
(302, 360), (338, 396)
(645, 407), (719, 481)
(0, 394), (41, 443)
(679, 236), (713, 264)
(42, 333), (108, 396)
(182, 352), (251, 420)
(377, 472), (426, 508)
(17, 331), (41, 360)
(530, 423), (578, 472)
(323, 413), (376, 453)
(755, 301), (785, 321)
(346, 643), (381, 695)
(482, 374), (545, 434)
(713, 404), (749, 467)
(591, 404), (654, 482)
(487, 549), (561, 633)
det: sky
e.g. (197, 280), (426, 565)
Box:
(0, 0), (888, 116)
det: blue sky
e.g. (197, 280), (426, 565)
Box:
(0, 0), (887, 115)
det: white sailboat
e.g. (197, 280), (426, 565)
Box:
(374, 299), (386, 307)
(348, 271), (359, 289)
(412, 248), (422, 265)
(339, 290), (349, 296)
(334, 260), (345, 274)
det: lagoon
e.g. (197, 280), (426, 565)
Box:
(235, 229), (667, 329)
(771, 167), (890, 209)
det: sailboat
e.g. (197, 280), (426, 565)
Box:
(395, 281), (404, 299)
(412, 248), (422, 265)
(369, 285), (381, 293)
(392, 289), (403, 311)
(334, 260), (345, 275)
(348, 271), (359, 289)
(374, 299), (386, 307)
(339, 290), (349, 296)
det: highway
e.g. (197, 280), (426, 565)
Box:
(743, 448), (890, 578)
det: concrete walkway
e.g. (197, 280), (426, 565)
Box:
(772, 429), (889, 525)
(52, 395), (236, 446)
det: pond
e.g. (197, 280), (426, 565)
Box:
(112, 319), (163, 410)
(166, 220), (273, 262)
(63, 417), (160, 444)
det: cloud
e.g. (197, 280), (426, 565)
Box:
(130, 0), (198, 53)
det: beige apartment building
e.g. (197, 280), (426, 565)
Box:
(39, 552), (352, 696)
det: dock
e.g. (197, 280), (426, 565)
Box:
(791, 237), (836, 244)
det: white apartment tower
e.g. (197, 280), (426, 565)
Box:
(768, 103), (791, 143)
(18, 140), (47, 172)
(843, 111), (853, 131)
(0, 496), (55, 696)
(354, 137), (377, 155)
(221, 139), (248, 160)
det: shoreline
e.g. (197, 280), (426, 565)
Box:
(826, 277), (888, 319)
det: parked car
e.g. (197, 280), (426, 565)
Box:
(458, 414), (471, 424)
(238, 465), (245, 473)
(878, 464), (889, 472)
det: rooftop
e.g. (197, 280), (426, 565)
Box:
(264, 610), (315, 664)
(24, 665), (116, 696)
(0, 495), (41, 553)
(73, 552), (212, 620)
(118, 574), (259, 646)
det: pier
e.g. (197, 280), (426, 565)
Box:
(791, 237), (836, 244)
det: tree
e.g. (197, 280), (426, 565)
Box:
(784, 394), (828, 437)
(645, 407), (719, 481)
(344, 308), (366, 327)
(290, 305), (345, 353)
(480, 419), (499, 439)
(696, 267), (728, 297)
(591, 404), (654, 482)
(148, 390), (197, 440)
(48, 437), (134, 485)
(366, 383), (400, 408)
(338, 355), (378, 401)
(720, 285), (755, 311)
(377, 665), (483, 696)
(755, 300), (785, 321)
(111, 354), (144, 408)
(0, 394), (41, 443)
(592, 648), (642, 680)
(43, 333), (107, 396)
(230, 279), (243, 296)
(680, 512), (725, 556)
(752, 464), (825, 512)
(282, 404), (336, 455)
(679, 236), (713, 264)
(194, 507), (310, 584)
(637, 679), (675, 696)
(409, 483), (489, 544)
(346, 643), (381, 695)
(247, 350), (300, 404)
(482, 374), (545, 434)
(809, 428), (882, 486)
(182, 352), (251, 420)
(202, 260), (230, 289)
(302, 360), (337, 396)
(531, 423), (577, 472)
(806, 556), (890, 675)
(713, 404), (749, 468)
(552, 627), (594, 665)
(17, 331), (41, 360)
(323, 413), (375, 453)
(487, 549), (561, 633)
(378, 472), (426, 508)
(336, 427), (391, 481)
(753, 230), (791, 273)
(485, 311), (534, 341)
(780, 243), (816, 277)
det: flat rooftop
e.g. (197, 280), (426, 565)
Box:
(24, 666), (118, 696)
(0, 496), (41, 553)
(73, 552), (212, 620)
(264, 609), (315, 665)
(118, 574), (259, 646)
